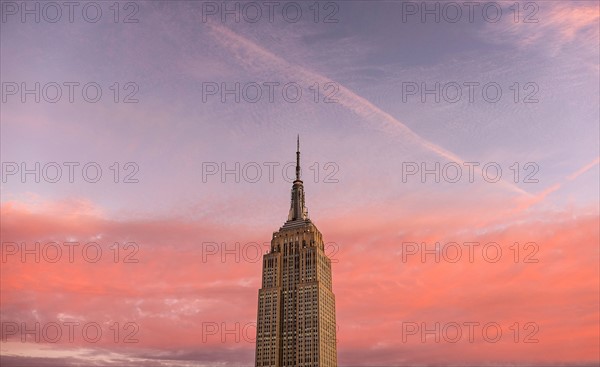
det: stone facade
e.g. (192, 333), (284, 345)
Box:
(255, 138), (337, 367)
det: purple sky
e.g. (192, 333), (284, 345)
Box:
(1, 1), (599, 366)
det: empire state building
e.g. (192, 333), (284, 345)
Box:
(255, 137), (338, 367)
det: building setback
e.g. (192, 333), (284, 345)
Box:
(255, 137), (337, 367)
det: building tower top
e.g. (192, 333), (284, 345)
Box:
(296, 134), (300, 181)
(286, 136), (309, 224)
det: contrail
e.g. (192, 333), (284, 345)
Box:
(567, 157), (600, 181)
(205, 22), (531, 197)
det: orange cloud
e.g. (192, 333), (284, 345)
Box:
(1, 198), (598, 365)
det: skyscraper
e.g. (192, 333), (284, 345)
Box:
(255, 137), (338, 367)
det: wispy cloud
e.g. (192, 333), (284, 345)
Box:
(204, 21), (531, 196)
(567, 157), (600, 181)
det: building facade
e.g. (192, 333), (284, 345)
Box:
(255, 138), (337, 367)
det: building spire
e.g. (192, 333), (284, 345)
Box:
(296, 134), (300, 181)
(288, 135), (308, 222)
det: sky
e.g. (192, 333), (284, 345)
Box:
(1, 0), (599, 366)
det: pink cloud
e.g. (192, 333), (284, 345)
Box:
(1, 197), (598, 365)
